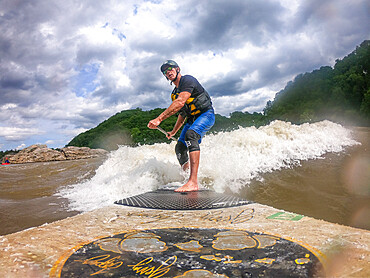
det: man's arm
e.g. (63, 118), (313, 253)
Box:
(167, 114), (186, 139)
(148, 91), (191, 129)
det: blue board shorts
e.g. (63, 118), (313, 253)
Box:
(178, 109), (215, 146)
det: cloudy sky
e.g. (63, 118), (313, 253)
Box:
(0, 0), (369, 151)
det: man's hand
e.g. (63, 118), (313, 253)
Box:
(147, 118), (161, 129)
(166, 130), (176, 139)
(147, 91), (190, 130)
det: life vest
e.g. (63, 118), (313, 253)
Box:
(171, 90), (202, 116)
(171, 91), (212, 118)
(170, 75), (213, 118)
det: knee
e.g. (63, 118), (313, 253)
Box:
(175, 141), (188, 166)
(185, 129), (201, 152)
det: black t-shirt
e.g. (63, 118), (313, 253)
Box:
(172, 75), (212, 120)
(177, 75), (206, 99)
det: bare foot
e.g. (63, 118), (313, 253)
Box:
(175, 181), (199, 192)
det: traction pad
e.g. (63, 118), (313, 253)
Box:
(114, 189), (252, 210)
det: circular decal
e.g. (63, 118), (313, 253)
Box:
(51, 228), (323, 277)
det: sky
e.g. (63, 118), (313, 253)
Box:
(0, 0), (369, 151)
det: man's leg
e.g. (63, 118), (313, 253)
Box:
(175, 124), (190, 171)
(175, 150), (200, 192)
(175, 141), (189, 171)
(175, 129), (201, 192)
(175, 109), (215, 192)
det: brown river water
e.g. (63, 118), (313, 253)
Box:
(0, 125), (369, 236)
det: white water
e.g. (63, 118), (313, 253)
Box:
(57, 120), (360, 212)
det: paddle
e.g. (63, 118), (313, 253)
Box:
(157, 126), (177, 141)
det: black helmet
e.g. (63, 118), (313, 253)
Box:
(160, 60), (179, 75)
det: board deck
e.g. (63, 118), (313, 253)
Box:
(1, 190), (369, 277)
(114, 189), (252, 210)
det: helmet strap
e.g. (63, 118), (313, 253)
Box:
(170, 67), (180, 85)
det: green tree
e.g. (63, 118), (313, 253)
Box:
(265, 40), (370, 126)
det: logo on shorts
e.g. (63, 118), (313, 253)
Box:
(185, 140), (191, 147)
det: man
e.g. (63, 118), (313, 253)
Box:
(147, 60), (215, 192)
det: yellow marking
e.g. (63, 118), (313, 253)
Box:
(200, 254), (242, 264)
(120, 237), (168, 253)
(252, 234), (279, 249)
(128, 256), (177, 278)
(51, 227), (327, 277)
(94, 238), (121, 253)
(74, 254), (123, 276)
(295, 258), (310, 264)
(200, 254), (223, 262)
(295, 254), (310, 264)
(253, 230), (327, 272)
(223, 255), (242, 264)
(49, 235), (112, 277)
(124, 232), (160, 239)
(223, 260), (242, 264)
(212, 230), (257, 250)
(185, 97), (194, 104)
(175, 240), (203, 252)
(174, 269), (229, 277)
(255, 257), (276, 264)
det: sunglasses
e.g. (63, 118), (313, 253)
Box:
(162, 66), (174, 75)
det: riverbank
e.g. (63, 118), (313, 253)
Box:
(1, 144), (108, 164)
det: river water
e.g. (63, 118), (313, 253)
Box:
(1, 120), (369, 236)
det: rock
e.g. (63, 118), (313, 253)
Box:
(6, 144), (108, 164)
(61, 146), (108, 160)
(7, 145), (66, 164)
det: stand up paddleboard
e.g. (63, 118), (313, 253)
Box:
(114, 188), (251, 210)
(49, 189), (330, 277)
(2, 186), (368, 277)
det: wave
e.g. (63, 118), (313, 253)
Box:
(56, 120), (360, 212)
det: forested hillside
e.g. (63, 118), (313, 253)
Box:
(66, 108), (268, 150)
(264, 40), (370, 125)
(67, 108), (176, 150)
(67, 40), (369, 151)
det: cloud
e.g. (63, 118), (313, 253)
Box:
(0, 0), (369, 150)
(16, 143), (26, 150)
(0, 126), (44, 141)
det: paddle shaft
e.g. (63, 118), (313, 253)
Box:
(157, 126), (177, 141)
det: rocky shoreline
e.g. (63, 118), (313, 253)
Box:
(2, 144), (108, 164)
